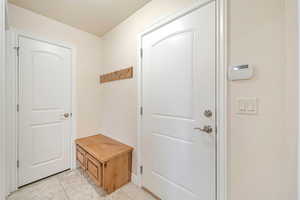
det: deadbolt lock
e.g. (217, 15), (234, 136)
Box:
(64, 113), (70, 118)
(204, 110), (213, 118)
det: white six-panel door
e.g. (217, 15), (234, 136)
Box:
(18, 36), (72, 186)
(141, 1), (216, 199)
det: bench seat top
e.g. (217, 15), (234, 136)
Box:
(75, 134), (133, 163)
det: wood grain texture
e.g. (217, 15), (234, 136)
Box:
(103, 153), (131, 194)
(76, 145), (86, 170)
(75, 134), (133, 194)
(86, 153), (102, 186)
(100, 67), (133, 83)
(76, 134), (133, 162)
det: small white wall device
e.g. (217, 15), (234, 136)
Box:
(229, 64), (254, 81)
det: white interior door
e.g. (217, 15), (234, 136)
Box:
(141, 1), (216, 200)
(18, 36), (72, 186)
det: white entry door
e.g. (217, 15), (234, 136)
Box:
(141, 1), (216, 200)
(18, 36), (72, 186)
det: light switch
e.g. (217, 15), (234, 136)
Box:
(239, 103), (246, 111)
(237, 98), (258, 115)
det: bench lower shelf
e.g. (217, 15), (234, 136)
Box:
(75, 134), (133, 194)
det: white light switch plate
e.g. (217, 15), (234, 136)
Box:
(237, 98), (258, 115)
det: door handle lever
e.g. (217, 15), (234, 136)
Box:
(194, 125), (213, 134)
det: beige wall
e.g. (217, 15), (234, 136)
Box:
(284, 0), (298, 199)
(8, 4), (103, 138)
(100, 0), (199, 175)
(229, 0), (297, 199)
(101, 0), (298, 199)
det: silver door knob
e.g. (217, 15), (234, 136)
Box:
(194, 125), (213, 134)
(64, 113), (70, 118)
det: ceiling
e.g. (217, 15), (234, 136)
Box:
(8, 0), (152, 37)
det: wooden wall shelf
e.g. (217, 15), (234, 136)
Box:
(100, 67), (133, 84)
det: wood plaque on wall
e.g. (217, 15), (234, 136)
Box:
(100, 67), (133, 84)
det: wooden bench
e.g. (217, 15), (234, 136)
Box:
(75, 134), (133, 194)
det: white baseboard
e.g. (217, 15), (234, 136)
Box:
(131, 173), (140, 186)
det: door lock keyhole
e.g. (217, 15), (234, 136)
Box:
(204, 110), (213, 118)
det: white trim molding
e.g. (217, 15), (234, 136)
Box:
(5, 29), (18, 195)
(5, 30), (77, 194)
(131, 173), (139, 186)
(136, 0), (228, 199)
(0, 0), (6, 199)
(298, 0), (300, 199)
(216, 0), (228, 199)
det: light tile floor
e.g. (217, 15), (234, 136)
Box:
(7, 169), (156, 200)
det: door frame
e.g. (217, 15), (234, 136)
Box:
(5, 29), (77, 194)
(298, 0), (300, 199)
(136, 0), (228, 200)
(0, 0), (7, 198)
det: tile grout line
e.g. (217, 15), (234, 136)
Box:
(58, 169), (106, 200)
(56, 176), (71, 200)
(10, 170), (142, 200)
(120, 188), (136, 200)
(125, 192), (136, 200)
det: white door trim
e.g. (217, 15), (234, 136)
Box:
(136, 0), (228, 200)
(298, 0), (300, 199)
(0, 0), (7, 199)
(5, 29), (77, 194)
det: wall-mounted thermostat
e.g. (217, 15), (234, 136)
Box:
(229, 64), (254, 81)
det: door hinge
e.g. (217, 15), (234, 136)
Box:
(17, 160), (20, 168)
(17, 104), (19, 112)
(140, 166), (143, 174)
(14, 46), (20, 56)
(140, 48), (143, 58)
(140, 107), (143, 115)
